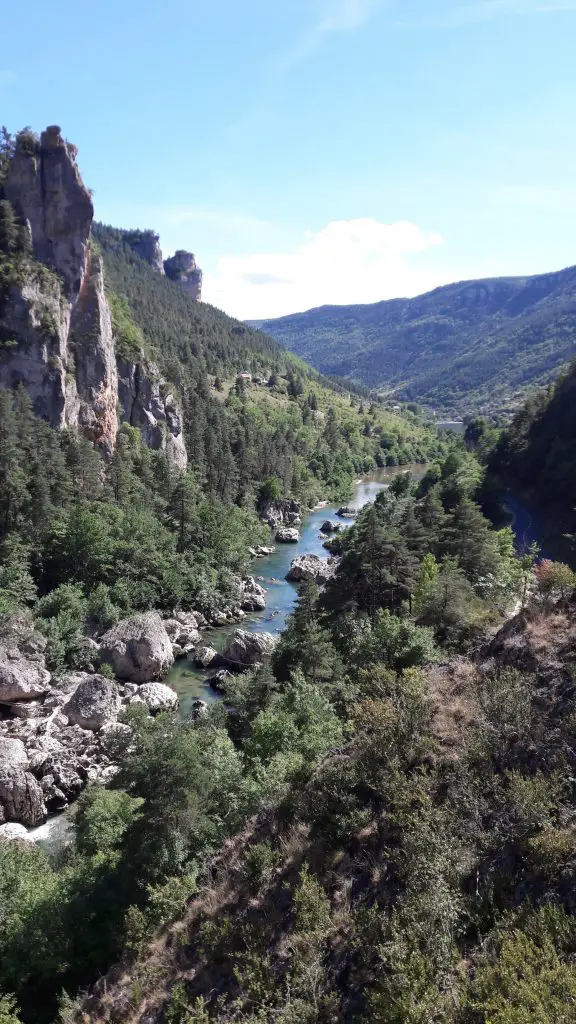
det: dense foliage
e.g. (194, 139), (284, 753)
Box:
(3, 448), (566, 1024)
(254, 267), (576, 416)
(491, 361), (576, 522)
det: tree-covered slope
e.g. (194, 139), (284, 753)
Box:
(254, 265), (576, 416)
(491, 359), (576, 533)
(94, 222), (442, 500)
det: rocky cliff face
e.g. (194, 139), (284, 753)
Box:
(123, 230), (165, 274)
(0, 126), (186, 465)
(164, 249), (203, 300)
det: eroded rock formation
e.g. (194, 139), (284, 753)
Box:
(0, 126), (187, 465)
(164, 250), (203, 300)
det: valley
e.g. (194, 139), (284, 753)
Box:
(253, 267), (576, 416)
(1, 124), (576, 1024)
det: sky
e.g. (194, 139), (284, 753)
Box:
(2, 0), (576, 319)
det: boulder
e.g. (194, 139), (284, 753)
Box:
(0, 766), (46, 826)
(0, 646), (51, 702)
(286, 555), (336, 584)
(193, 646), (218, 669)
(241, 576), (267, 611)
(0, 737), (29, 769)
(336, 506), (357, 518)
(135, 682), (178, 714)
(163, 618), (202, 648)
(275, 527), (300, 543)
(320, 520), (340, 533)
(63, 674), (121, 731)
(188, 699), (208, 719)
(0, 822), (34, 843)
(207, 669), (232, 692)
(223, 630), (278, 668)
(100, 612), (174, 683)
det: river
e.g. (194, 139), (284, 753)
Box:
(167, 468), (423, 718)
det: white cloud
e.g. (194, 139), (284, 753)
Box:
(203, 217), (445, 320)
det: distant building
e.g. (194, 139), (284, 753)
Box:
(236, 372), (252, 382)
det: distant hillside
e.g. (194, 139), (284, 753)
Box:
(252, 265), (576, 415)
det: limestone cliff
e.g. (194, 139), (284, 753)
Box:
(122, 230), (165, 274)
(0, 126), (186, 465)
(164, 249), (203, 300)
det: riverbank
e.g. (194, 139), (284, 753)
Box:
(167, 468), (423, 717)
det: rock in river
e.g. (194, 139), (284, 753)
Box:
(286, 554), (336, 584)
(194, 646), (218, 669)
(100, 612), (174, 683)
(275, 527), (300, 543)
(320, 520), (340, 533)
(223, 629), (278, 668)
(336, 506), (357, 518)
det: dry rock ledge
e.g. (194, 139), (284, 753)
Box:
(0, 615), (183, 832)
(0, 588), (280, 831)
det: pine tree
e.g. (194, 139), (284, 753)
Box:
(0, 199), (18, 254)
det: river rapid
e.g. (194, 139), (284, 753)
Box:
(167, 467), (424, 718)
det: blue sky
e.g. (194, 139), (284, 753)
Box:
(3, 0), (576, 318)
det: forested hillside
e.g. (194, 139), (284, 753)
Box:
(254, 266), (576, 416)
(490, 359), (576, 539)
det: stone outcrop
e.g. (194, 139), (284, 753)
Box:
(0, 737), (29, 768)
(260, 498), (302, 530)
(117, 358), (187, 469)
(63, 674), (121, 730)
(0, 766), (45, 827)
(0, 645), (51, 703)
(222, 630), (278, 668)
(0, 615), (180, 827)
(164, 250), (202, 300)
(6, 125), (93, 299)
(336, 506), (357, 518)
(286, 554), (336, 584)
(123, 230), (164, 274)
(276, 527), (300, 543)
(241, 577), (267, 612)
(0, 126), (187, 466)
(100, 613), (174, 683)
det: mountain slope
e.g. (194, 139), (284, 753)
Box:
(491, 359), (576, 540)
(254, 266), (576, 415)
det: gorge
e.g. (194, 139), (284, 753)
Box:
(2, 123), (576, 1024)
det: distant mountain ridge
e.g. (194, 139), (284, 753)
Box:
(251, 264), (576, 415)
